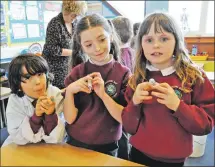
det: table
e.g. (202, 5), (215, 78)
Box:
(0, 87), (11, 128)
(1, 143), (143, 166)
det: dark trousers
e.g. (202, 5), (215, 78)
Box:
(130, 147), (184, 167)
(66, 135), (118, 157)
(117, 130), (131, 160)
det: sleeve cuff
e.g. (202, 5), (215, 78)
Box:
(122, 100), (142, 115)
(128, 100), (142, 108)
(59, 48), (63, 56)
(172, 100), (189, 119)
(30, 113), (43, 124)
(44, 112), (58, 122)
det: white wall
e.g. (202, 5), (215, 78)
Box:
(107, 1), (145, 24)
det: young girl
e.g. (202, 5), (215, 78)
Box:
(64, 13), (131, 156)
(112, 16), (134, 73)
(122, 12), (214, 167)
(3, 54), (65, 146)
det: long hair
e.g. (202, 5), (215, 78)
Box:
(8, 53), (53, 97)
(129, 12), (204, 92)
(69, 13), (120, 70)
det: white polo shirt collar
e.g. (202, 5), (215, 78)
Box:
(146, 62), (176, 76)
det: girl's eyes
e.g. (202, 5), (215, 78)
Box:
(144, 37), (169, 43)
(22, 74), (31, 80)
(145, 38), (153, 43)
(100, 38), (106, 42)
(86, 44), (92, 48)
(21, 73), (44, 82)
(85, 38), (106, 48)
(37, 73), (43, 76)
(160, 37), (168, 42)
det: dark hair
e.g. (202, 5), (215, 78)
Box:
(133, 22), (141, 36)
(130, 11), (203, 92)
(112, 16), (133, 44)
(69, 13), (120, 70)
(8, 53), (54, 97)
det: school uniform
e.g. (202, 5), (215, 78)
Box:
(64, 57), (131, 156)
(122, 64), (215, 166)
(120, 44), (135, 73)
(2, 85), (65, 147)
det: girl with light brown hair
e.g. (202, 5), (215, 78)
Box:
(122, 12), (214, 166)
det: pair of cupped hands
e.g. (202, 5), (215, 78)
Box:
(67, 72), (106, 100)
(133, 80), (180, 112)
(35, 93), (55, 117)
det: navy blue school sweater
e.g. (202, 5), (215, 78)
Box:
(64, 60), (131, 145)
(122, 70), (214, 163)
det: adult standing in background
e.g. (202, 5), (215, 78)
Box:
(42, 1), (87, 89)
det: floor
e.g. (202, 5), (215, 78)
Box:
(184, 129), (214, 167)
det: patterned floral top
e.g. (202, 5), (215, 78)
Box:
(42, 12), (73, 89)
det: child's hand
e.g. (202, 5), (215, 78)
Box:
(132, 82), (153, 105)
(40, 96), (56, 115)
(35, 96), (46, 116)
(66, 75), (92, 94)
(151, 83), (180, 111)
(89, 72), (105, 100)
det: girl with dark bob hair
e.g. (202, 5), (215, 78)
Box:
(64, 14), (131, 157)
(2, 54), (65, 147)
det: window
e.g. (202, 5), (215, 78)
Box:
(107, 1), (145, 23)
(168, 1), (202, 32)
(206, 1), (214, 34)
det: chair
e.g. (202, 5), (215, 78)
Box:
(0, 127), (9, 147)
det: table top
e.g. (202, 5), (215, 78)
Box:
(1, 143), (143, 166)
(0, 87), (11, 100)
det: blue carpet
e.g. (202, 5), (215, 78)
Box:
(184, 129), (214, 167)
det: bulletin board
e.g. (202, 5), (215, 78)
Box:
(1, 1), (7, 46)
(2, 1), (62, 47)
(8, 1), (44, 44)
